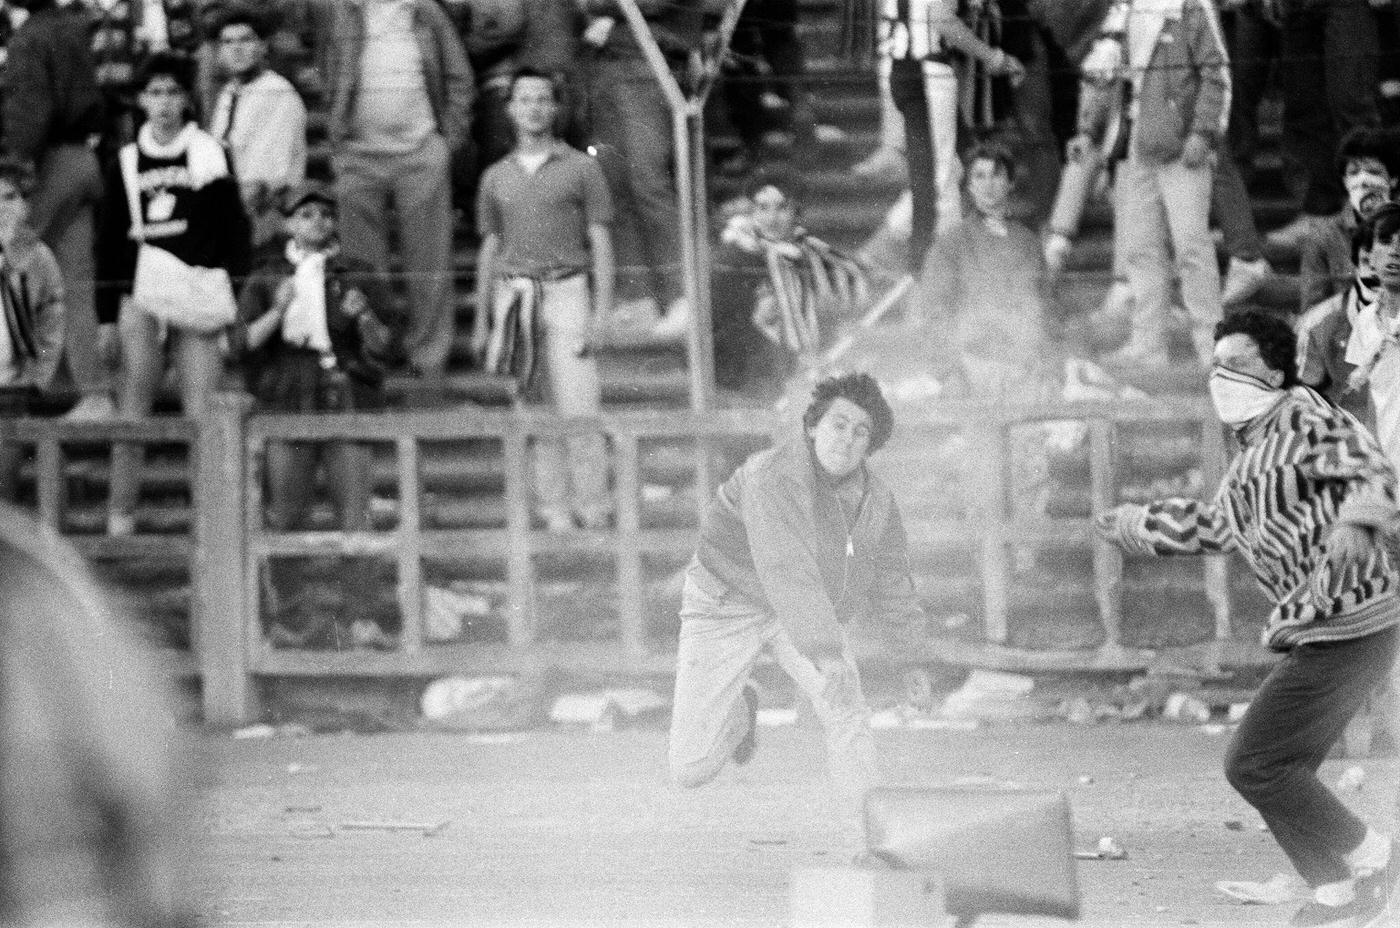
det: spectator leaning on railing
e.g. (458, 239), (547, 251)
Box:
(2, 0), (111, 421)
(311, 0), (473, 384)
(97, 51), (251, 537)
(208, 2), (308, 251)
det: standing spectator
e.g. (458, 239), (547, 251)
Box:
(97, 52), (250, 536)
(1297, 218), (1378, 426)
(0, 158), (66, 500)
(2, 0), (111, 420)
(579, 0), (704, 338)
(471, 69), (614, 532)
(235, 181), (400, 647)
(918, 142), (1060, 395)
(1266, 0), (1382, 252)
(313, 0), (473, 382)
(717, 0), (816, 177)
(1098, 311), (1400, 928)
(441, 0), (578, 226)
(879, 0), (1026, 271)
(1298, 126), (1399, 314)
(208, 3), (307, 250)
(1345, 203), (1400, 467)
(667, 373), (923, 806)
(711, 173), (867, 403)
(1068, 0), (1230, 369)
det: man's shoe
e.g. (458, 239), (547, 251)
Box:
(1221, 256), (1272, 305)
(653, 297), (690, 340)
(1355, 842), (1400, 920)
(63, 394), (117, 421)
(731, 683), (759, 766)
(850, 147), (908, 182)
(107, 511), (137, 538)
(1288, 894), (1388, 928)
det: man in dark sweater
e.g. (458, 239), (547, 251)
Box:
(2, 0), (110, 419)
(1098, 311), (1400, 928)
(668, 373), (924, 807)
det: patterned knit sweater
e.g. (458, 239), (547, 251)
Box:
(1106, 386), (1400, 651)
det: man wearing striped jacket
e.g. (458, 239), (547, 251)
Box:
(1097, 310), (1400, 928)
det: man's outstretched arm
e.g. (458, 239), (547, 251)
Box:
(1095, 497), (1236, 557)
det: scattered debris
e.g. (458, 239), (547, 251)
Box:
(549, 689), (667, 729)
(757, 708), (798, 727)
(421, 675), (547, 731)
(340, 819), (450, 837)
(1223, 820), (1244, 831)
(1337, 766), (1366, 791)
(286, 763), (317, 775)
(1228, 702), (1251, 722)
(287, 824), (335, 840)
(1077, 775), (1095, 786)
(231, 723), (310, 739)
(422, 585), (491, 643)
(941, 670), (1055, 722)
(1215, 873), (1309, 905)
(905, 717), (979, 732)
(1199, 724), (1229, 736)
(1163, 693), (1211, 724)
(284, 805), (322, 814)
(1075, 835), (1128, 862)
(749, 838), (789, 846)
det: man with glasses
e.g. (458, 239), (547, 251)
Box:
(667, 372), (924, 808)
(1097, 310), (1400, 928)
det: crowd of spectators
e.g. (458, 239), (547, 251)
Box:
(8, 0), (1400, 539)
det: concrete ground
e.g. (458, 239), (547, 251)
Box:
(192, 722), (1398, 928)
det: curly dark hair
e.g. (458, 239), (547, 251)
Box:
(1213, 311), (1298, 387)
(135, 51), (195, 94)
(802, 372), (895, 452)
(1336, 126), (1400, 181)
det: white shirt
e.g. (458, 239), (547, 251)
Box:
(1346, 295), (1400, 466)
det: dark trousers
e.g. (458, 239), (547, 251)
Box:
(725, 0), (808, 151)
(1224, 5), (1279, 183)
(1278, 0), (1380, 216)
(1225, 625), (1399, 887)
(890, 57), (956, 271)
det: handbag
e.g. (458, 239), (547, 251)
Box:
(119, 144), (237, 334)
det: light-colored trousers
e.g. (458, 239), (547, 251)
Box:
(335, 133), (454, 377)
(500, 273), (610, 523)
(1117, 156), (1222, 358)
(667, 574), (879, 804)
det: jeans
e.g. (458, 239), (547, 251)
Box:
(504, 274), (610, 524)
(1278, 0), (1380, 216)
(30, 144), (105, 397)
(891, 57), (962, 272)
(335, 133), (455, 377)
(1117, 156), (1221, 357)
(1225, 625), (1400, 887)
(587, 55), (681, 306)
(667, 573), (879, 805)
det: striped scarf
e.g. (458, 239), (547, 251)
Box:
(484, 276), (544, 391)
(724, 216), (868, 356)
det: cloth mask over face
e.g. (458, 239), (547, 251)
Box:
(1345, 168), (1391, 219)
(1209, 367), (1282, 426)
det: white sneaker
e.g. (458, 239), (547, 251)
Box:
(653, 298), (690, 340)
(1043, 232), (1074, 275)
(850, 147), (908, 181)
(63, 394), (117, 421)
(107, 511), (136, 537)
(1221, 256), (1271, 305)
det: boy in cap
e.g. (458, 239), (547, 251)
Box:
(234, 180), (403, 648)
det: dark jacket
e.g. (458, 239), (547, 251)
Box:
(580, 0), (707, 60)
(0, 225), (65, 390)
(313, 0), (475, 154)
(690, 436), (925, 661)
(234, 249), (403, 404)
(1, 2), (104, 163)
(1299, 208), (1355, 314)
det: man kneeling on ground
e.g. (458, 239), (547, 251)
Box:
(667, 372), (924, 806)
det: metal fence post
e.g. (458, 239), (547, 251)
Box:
(194, 392), (256, 724)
